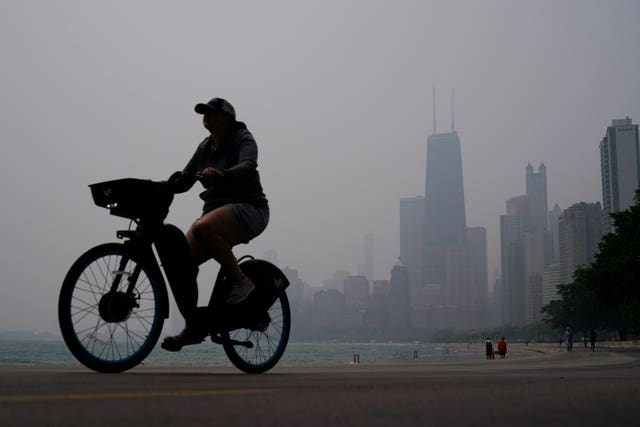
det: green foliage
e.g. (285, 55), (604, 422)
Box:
(541, 267), (605, 333)
(542, 189), (640, 339)
(428, 322), (559, 343)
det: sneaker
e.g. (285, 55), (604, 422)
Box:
(161, 327), (207, 352)
(226, 279), (255, 305)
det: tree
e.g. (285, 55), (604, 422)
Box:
(542, 267), (603, 334)
(543, 189), (640, 339)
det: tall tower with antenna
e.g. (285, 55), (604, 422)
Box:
(423, 86), (467, 293)
(419, 86), (488, 328)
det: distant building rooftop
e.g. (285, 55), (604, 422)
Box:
(611, 117), (632, 126)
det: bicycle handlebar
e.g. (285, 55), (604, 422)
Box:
(165, 171), (203, 194)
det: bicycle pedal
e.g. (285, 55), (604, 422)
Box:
(229, 339), (253, 349)
(161, 341), (183, 352)
(210, 334), (224, 344)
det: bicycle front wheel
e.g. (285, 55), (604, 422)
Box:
(58, 243), (165, 373)
(222, 291), (291, 374)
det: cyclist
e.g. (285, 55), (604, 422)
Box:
(163, 98), (269, 350)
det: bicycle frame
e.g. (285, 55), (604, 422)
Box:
(112, 220), (240, 330)
(111, 225), (171, 320)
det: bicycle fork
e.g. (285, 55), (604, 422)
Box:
(98, 244), (147, 323)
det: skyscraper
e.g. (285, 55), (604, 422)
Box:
(500, 195), (529, 322)
(343, 275), (370, 329)
(343, 275), (369, 309)
(313, 289), (344, 331)
(600, 117), (640, 233)
(499, 164), (551, 326)
(370, 280), (390, 334)
(558, 202), (604, 284)
(522, 229), (545, 323)
(412, 91), (489, 329)
(500, 208), (525, 326)
(357, 234), (374, 283)
(400, 196), (424, 289)
(542, 263), (561, 307)
(548, 203), (562, 263)
(389, 259), (411, 332)
(422, 131), (467, 292)
(526, 163), (549, 231)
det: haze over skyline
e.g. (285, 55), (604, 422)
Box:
(1, 0), (639, 332)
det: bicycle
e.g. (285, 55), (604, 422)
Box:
(57, 172), (291, 373)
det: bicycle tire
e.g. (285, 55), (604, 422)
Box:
(58, 243), (165, 373)
(222, 291), (291, 374)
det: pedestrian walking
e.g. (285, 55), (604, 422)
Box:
(564, 327), (573, 352)
(497, 337), (507, 359)
(589, 329), (598, 352)
(485, 337), (494, 360)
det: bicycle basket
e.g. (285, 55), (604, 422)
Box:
(89, 178), (174, 220)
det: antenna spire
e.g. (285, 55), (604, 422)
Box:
(451, 88), (455, 132)
(432, 76), (437, 135)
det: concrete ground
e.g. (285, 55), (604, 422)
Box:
(1, 347), (639, 427)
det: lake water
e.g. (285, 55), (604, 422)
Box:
(0, 340), (476, 368)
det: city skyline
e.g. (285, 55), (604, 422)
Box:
(282, 115), (637, 335)
(305, 114), (636, 299)
(1, 1), (639, 333)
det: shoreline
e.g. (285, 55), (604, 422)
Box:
(1, 346), (638, 373)
(2, 339), (638, 369)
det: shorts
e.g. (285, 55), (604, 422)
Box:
(226, 202), (270, 243)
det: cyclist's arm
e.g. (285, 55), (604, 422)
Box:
(183, 139), (208, 175)
(220, 137), (258, 181)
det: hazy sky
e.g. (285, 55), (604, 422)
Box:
(1, 0), (639, 333)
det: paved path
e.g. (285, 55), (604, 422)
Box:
(1, 349), (639, 426)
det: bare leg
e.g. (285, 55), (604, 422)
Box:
(162, 207), (250, 351)
(187, 207), (247, 283)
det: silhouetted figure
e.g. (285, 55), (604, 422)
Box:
(497, 337), (507, 359)
(485, 337), (494, 360)
(163, 98), (270, 351)
(564, 327), (573, 352)
(589, 329), (598, 352)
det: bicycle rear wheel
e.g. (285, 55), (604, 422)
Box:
(58, 243), (165, 373)
(222, 291), (291, 373)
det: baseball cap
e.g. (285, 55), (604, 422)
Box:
(194, 98), (236, 120)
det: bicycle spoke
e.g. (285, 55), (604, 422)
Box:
(70, 302), (99, 324)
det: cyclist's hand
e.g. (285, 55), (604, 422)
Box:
(201, 167), (224, 186)
(166, 171), (198, 193)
